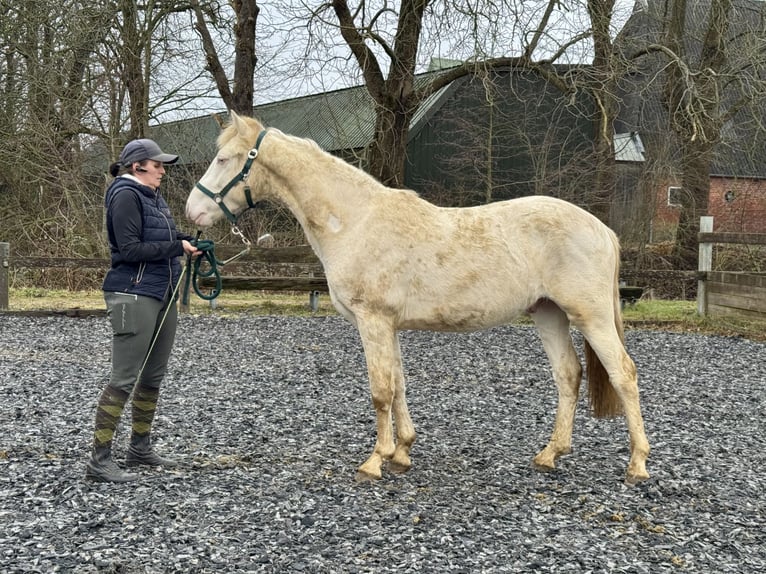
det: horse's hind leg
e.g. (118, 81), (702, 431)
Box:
(354, 317), (414, 481)
(530, 300), (583, 472)
(578, 319), (650, 484)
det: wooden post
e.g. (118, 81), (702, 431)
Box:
(0, 242), (9, 310)
(697, 216), (714, 315)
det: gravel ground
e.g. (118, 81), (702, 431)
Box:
(0, 313), (764, 573)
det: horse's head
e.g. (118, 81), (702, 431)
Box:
(186, 111), (269, 228)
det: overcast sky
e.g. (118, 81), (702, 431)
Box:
(155, 0), (638, 121)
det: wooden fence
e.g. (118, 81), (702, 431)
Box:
(697, 217), (766, 320)
(7, 228), (763, 319)
(0, 242), (327, 312)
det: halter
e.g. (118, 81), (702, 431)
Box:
(183, 128), (270, 304)
(193, 128), (270, 224)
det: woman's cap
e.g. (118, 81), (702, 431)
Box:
(119, 139), (179, 165)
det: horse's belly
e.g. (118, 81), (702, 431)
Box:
(398, 302), (521, 332)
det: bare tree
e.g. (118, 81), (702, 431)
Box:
(191, 0), (260, 116)
(0, 1), (117, 259)
(0, 0), (229, 261)
(312, 0), (582, 187)
(628, 0), (766, 268)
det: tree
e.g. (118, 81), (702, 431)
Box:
(0, 0), (230, 259)
(628, 0), (766, 268)
(0, 0), (117, 258)
(317, 0), (596, 189)
(191, 0), (260, 116)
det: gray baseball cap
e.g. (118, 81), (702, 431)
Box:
(119, 139), (178, 166)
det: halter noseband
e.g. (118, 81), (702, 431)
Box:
(194, 128), (269, 224)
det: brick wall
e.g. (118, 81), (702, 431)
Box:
(708, 177), (766, 233)
(652, 176), (766, 239)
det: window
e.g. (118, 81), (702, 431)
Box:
(667, 186), (683, 207)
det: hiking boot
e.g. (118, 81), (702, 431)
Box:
(85, 447), (139, 483)
(125, 434), (178, 468)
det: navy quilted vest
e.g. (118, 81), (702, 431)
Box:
(102, 177), (182, 301)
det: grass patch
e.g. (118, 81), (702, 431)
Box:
(6, 288), (336, 316)
(622, 299), (697, 322)
(623, 299), (765, 341)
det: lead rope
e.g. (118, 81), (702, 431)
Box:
(181, 226), (252, 306)
(137, 226), (251, 382)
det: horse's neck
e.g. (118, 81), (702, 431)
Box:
(264, 134), (374, 254)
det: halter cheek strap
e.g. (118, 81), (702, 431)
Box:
(194, 128), (269, 224)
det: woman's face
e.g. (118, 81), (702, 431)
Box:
(133, 161), (166, 189)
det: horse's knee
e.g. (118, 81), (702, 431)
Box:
(369, 378), (394, 411)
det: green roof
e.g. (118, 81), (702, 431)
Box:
(149, 72), (461, 167)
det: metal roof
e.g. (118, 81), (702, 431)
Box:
(614, 132), (645, 163)
(150, 72), (461, 167)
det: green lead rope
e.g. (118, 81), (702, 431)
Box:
(182, 238), (222, 305)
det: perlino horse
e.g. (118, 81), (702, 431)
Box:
(186, 111), (650, 484)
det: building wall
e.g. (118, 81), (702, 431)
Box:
(404, 69), (598, 207)
(708, 177), (766, 233)
(652, 176), (766, 240)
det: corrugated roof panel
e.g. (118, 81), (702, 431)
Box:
(614, 132), (645, 163)
(254, 75), (454, 153)
(256, 87), (376, 151)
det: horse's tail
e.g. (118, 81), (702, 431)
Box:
(585, 234), (625, 419)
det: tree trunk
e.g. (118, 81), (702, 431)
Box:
(194, 0), (259, 116)
(366, 97), (413, 187)
(120, 0), (149, 137)
(672, 143), (713, 268)
(331, 0), (426, 187)
(586, 0), (619, 226)
(664, 0), (732, 268)
(231, 0), (259, 115)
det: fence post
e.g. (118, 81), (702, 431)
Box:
(0, 242), (9, 310)
(697, 216), (714, 315)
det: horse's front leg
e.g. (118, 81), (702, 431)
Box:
(388, 334), (415, 474)
(354, 317), (402, 481)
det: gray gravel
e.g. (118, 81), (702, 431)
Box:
(0, 313), (764, 573)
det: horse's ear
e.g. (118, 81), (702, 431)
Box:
(229, 110), (245, 133)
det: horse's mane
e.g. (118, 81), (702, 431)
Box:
(221, 115), (418, 198)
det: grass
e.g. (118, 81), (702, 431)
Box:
(5, 288), (765, 341)
(622, 299), (765, 341)
(7, 287), (337, 316)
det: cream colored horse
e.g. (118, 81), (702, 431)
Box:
(186, 112), (650, 484)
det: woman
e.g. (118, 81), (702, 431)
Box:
(85, 138), (200, 482)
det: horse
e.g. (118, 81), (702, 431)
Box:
(185, 111), (650, 485)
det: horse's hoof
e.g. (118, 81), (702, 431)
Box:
(625, 471), (650, 486)
(387, 460), (411, 475)
(532, 451), (557, 472)
(531, 461), (556, 473)
(355, 469), (381, 483)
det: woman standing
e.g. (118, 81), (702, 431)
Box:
(85, 139), (200, 482)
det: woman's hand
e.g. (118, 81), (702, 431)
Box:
(182, 239), (202, 257)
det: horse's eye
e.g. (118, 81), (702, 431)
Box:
(216, 156), (228, 165)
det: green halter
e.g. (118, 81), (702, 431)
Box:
(193, 129), (269, 224)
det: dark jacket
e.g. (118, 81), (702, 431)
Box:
(102, 176), (190, 301)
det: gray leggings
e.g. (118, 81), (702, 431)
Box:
(104, 292), (178, 394)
